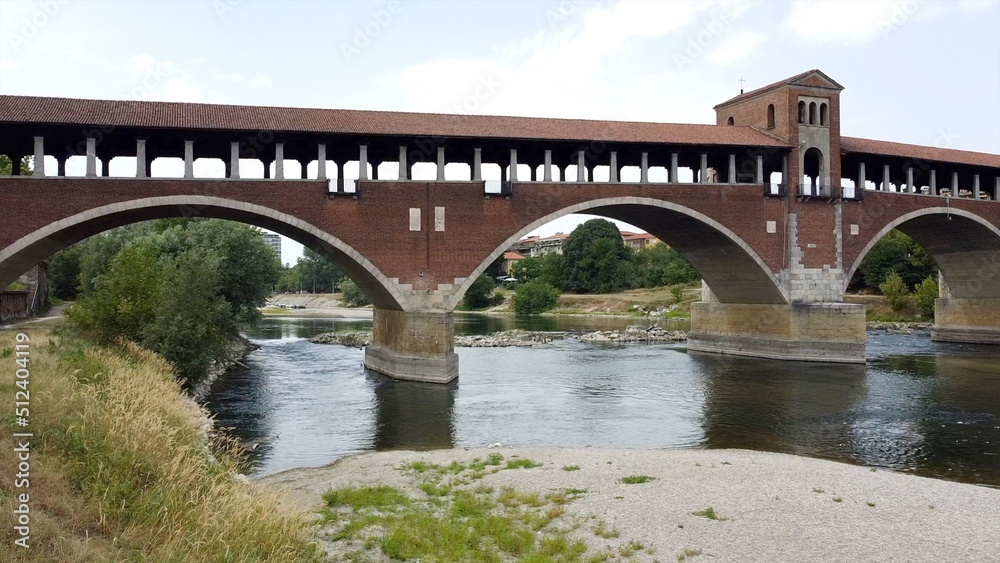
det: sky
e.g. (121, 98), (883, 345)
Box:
(2, 0), (998, 265)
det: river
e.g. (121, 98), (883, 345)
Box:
(204, 314), (1000, 488)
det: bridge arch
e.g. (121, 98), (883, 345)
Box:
(845, 207), (1000, 299)
(448, 196), (788, 310)
(0, 195), (410, 310)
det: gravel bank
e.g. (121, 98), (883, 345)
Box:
(257, 447), (999, 562)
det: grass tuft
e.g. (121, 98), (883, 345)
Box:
(620, 474), (657, 484)
(691, 506), (725, 521)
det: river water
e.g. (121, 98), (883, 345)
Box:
(204, 314), (1000, 487)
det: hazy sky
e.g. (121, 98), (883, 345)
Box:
(2, 0), (998, 264)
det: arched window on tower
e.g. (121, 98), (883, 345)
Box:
(820, 103), (829, 126)
(766, 104), (775, 129)
(798, 101), (806, 124)
(727, 116), (735, 125)
(809, 102), (817, 125)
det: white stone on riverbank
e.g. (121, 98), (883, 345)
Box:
(258, 447), (1000, 563)
(577, 324), (687, 343)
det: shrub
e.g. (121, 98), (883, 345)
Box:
(914, 275), (939, 317)
(879, 270), (910, 312)
(340, 278), (371, 307)
(513, 281), (560, 315)
(463, 274), (496, 309)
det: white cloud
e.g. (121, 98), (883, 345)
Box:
(125, 54), (203, 102)
(784, 0), (938, 44)
(705, 31), (766, 65)
(249, 75), (273, 88)
(162, 77), (204, 102)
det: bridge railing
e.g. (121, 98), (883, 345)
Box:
(327, 179), (359, 196)
(765, 183), (787, 197)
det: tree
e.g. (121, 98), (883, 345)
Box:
(630, 244), (700, 288)
(914, 275), (939, 317)
(538, 252), (567, 289)
(562, 219), (631, 293)
(509, 257), (540, 284)
(856, 230), (936, 290)
(879, 270), (910, 312)
(513, 281), (560, 314)
(297, 247), (345, 293)
(463, 274), (496, 309)
(340, 279), (371, 307)
(65, 219), (280, 385)
(0, 155), (32, 176)
(48, 244), (85, 300)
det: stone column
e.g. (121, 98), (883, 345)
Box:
(728, 153), (736, 183)
(509, 148), (518, 182)
(398, 145), (409, 180)
(933, 298), (1000, 345)
(882, 164), (891, 192)
(183, 140), (194, 179)
(437, 147), (446, 181)
(951, 171), (959, 197)
(365, 309), (459, 383)
(640, 151), (649, 183)
(472, 148), (482, 181)
(543, 149), (552, 182)
(669, 152), (678, 183)
(86, 137), (97, 178)
(359, 144), (369, 180)
(781, 154), (789, 190)
(930, 169), (937, 195)
(995, 177), (1000, 200)
(700, 153), (708, 183)
(688, 302), (866, 364)
(906, 166), (914, 193)
(973, 174), (980, 199)
(32, 136), (45, 176)
(609, 151), (618, 183)
(317, 143), (327, 180)
(274, 142), (285, 180)
(576, 150), (585, 182)
(136, 139), (148, 178)
(229, 141), (240, 179)
(756, 154), (763, 184)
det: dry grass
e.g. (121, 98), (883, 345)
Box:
(0, 328), (319, 562)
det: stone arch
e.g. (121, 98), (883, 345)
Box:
(0, 195), (410, 310)
(727, 116), (735, 125)
(766, 104), (775, 129)
(449, 197), (788, 310)
(808, 102), (817, 125)
(844, 207), (1000, 299)
(820, 103), (829, 126)
(798, 101), (806, 124)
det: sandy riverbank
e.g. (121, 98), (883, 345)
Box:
(258, 447), (999, 562)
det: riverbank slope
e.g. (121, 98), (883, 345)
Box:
(260, 447), (1000, 562)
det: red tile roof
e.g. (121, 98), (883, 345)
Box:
(0, 95), (788, 147)
(841, 136), (1000, 169)
(503, 251), (525, 261)
(714, 69), (844, 108)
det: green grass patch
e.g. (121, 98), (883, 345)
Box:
(321, 484), (410, 510)
(562, 464), (581, 471)
(620, 474), (657, 484)
(506, 457), (543, 469)
(691, 507), (725, 521)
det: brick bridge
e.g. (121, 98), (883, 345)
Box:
(2, 70), (998, 383)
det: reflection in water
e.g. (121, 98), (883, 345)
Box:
(694, 353), (867, 459)
(370, 374), (456, 451)
(206, 317), (1000, 486)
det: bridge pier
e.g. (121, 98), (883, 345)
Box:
(932, 298), (1000, 345)
(687, 302), (866, 363)
(364, 309), (459, 384)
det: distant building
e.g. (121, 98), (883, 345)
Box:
(262, 232), (282, 264)
(501, 251), (524, 276)
(531, 232), (568, 257)
(620, 231), (661, 250)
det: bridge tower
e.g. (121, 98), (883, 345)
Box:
(691, 71), (867, 362)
